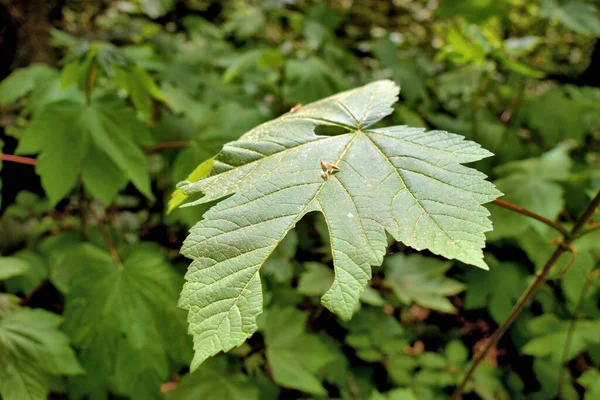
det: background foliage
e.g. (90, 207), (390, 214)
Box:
(0, 0), (599, 399)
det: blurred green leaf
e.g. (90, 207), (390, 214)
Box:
(488, 146), (572, 240)
(523, 314), (600, 362)
(46, 235), (99, 293)
(297, 262), (334, 296)
(540, 0), (600, 36)
(370, 388), (418, 400)
(3, 251), (47, 295)
(170, 102), (266, 187)
(0, 309), (83, 400)
(16, 95), (153, 205)
(62, 243), (191, 399)
(113, 64), (163, 122)
(532, 357), (579, 399)
(283, 57), (347, 104)
(140, 0), (175, 19)
(166, 357), (260, 400)
(579, 369), (600, 400)
(263, 307), (337, 395)
(524, 87), (589, 145)
(262, 230), (298, 284)
(0, 294), (21, 314)
(464, 262), (528, 323)
(0, 257), (30, 280)
(384, 253), (465, 313)
(228, 6), (265, 39)
(0, 65), (56, 105)
(345, 307), (405, 362)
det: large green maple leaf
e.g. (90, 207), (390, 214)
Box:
(178, 80), (501, 369)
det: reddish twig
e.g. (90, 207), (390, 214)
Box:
(0, 154), (37, 165)
(89, 207), (122, 268)
(492, 199), (570, 238)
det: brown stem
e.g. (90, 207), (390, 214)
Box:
(452, 190), (600, 399)
(500, 82), (525, 124)
(86, 66), (97, 105)
(578, 222), (600, 238)
(142, 140), (192, 153)
(0, 154), (37, 165)
(492, 198), (570, 238)
(89, 207), (122, 268)
(572, 193), (600, 235)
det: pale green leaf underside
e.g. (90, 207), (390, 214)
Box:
(179, 80), (500, 369)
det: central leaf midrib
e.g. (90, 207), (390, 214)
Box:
(198, 134), (341, 197)
(325, 172), (379, 263)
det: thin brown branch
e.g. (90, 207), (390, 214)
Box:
(89, 207), (122, 268)
(492, 198), (570, 238)
(572, 193), (600, 235)
(578, 222), (600, 238)
(0, 154), (37, 165)
(500, 82), (525, 124)
(0, 0), (24, 22)
(551, 248), (577, 280)
(143, 140), (192, 153)
(452, 189), (600, 399)
(86, 66), (97, 105)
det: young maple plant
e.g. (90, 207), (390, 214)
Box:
(176, 80), (502, 369)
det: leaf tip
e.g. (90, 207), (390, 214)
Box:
(189, 352), (207, 373)
(474, 258), (490, 271)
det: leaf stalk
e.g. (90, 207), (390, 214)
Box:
(0, 154), (37, 165)
(491, 198), (571, 238)
(89, 206), (123, 268)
